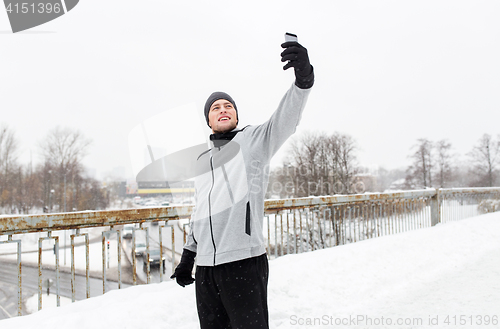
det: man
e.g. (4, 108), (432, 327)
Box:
(171, 38), (314, 328)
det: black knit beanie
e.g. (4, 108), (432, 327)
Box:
(204, 92), (238, 127)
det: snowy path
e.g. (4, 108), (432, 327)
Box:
(2, 212), (499, 329)
(269, 212), (500, 328)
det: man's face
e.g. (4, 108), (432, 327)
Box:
(208, 99), (238, 134)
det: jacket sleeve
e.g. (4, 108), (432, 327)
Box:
(246, 83), (312, 160)
(183, 191), (198, 253)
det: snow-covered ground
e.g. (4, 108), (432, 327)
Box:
(24, 294), (73, 315)
(2, 212), (500, 329)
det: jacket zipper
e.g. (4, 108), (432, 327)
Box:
(208, 154), (217, 266)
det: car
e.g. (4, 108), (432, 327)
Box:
(143, 248), (166, 273)
(160, 201), (170, 206)
(143, 201), (159, 207)
(122, 224), (134, 239)
(133, 242), (147, 258)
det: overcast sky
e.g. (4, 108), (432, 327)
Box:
(1, 0), (499, 180)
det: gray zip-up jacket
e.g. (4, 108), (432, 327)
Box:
(184, 83), (311, 266)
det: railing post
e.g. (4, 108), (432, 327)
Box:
(38, 231), (60, 311)
(0, 236), (22, 316)
(71, 229), (89, 302)
(430, 189), (441, 226)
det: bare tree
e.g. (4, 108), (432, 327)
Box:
(289, 132), (324, 197)
(435, 139), (454, 188)
(38, 126), (92, 211)
(11, 164), (43, 214)
(406, 138), (433, 188)
(467, 134), (500, 187)
(0, 124), (20, 211)
(0, 125), (109, 214)
(39, 126), (91, 170)
(269, 130), (360, 253)
(328, 132), (358, 193)
(76, 176), (109, 211)
(272, 131), (358, 198)
(22, 164), (42, 213)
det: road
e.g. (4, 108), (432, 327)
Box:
(121, 220), (185, 284)
(0, 261), (132, 320)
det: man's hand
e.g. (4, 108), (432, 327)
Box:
(281, 41), (314, 89)
(170, 249), (196, 287)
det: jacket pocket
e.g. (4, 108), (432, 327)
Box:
(245, 202), (251, 236)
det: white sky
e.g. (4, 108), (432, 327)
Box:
(1, 0), (499, 180)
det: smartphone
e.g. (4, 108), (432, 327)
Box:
(285, 32), (298, 43)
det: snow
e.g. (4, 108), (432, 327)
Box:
(2, 212), (500, 329)
(25, 294), (73, 314)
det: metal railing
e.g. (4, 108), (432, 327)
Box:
(264, 188), (500, 258)
(0, 187), (499, 318)
(0, 206), (193, 317)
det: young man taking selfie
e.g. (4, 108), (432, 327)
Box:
(171, 36), (314, 329)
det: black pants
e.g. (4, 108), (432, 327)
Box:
(195, 254), (269, 329)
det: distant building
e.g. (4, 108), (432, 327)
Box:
(126, 180), (195, 198)
(387, 178), (407, 192)
(353, 173), (377, 193)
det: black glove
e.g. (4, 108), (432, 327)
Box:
(281, 41), (314, 89)
(170, 249), (196, 287)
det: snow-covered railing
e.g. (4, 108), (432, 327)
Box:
(263, 188), (500, 258)
(0, 206), (193, 317)
(1, 187), (499, 318)
(439, 187), (500, 223)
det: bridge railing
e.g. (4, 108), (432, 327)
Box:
(1, 187), (499, 317)
(0, 206), (193, 317)
(263, 188), (500, 258)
